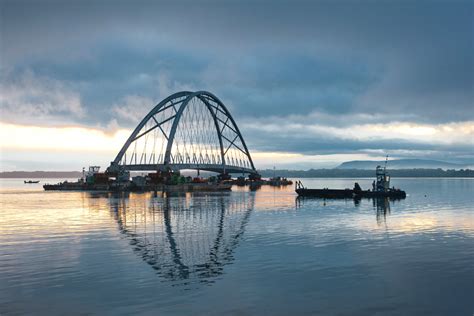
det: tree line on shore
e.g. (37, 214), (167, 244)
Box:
(258, 168), (474, 178)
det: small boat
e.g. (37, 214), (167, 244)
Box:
(295, 158), (406, 199)
(24, 180), (40, 184)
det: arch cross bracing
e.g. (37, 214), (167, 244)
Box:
(109, 91), (257, 174)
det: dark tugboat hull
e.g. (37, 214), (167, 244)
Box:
(296, 188), (406, 199)
(295, 188), (353, 198)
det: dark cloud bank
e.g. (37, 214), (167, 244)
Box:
(1, 0), (473, 163)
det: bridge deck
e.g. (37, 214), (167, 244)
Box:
(121, 163), (256, 174)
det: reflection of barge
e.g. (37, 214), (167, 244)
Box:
(43, 182), (232, 192)
(232, 175), (293, 187)
(295, 162), (406, 199)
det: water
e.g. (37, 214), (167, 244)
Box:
(0, 178), (473, 315)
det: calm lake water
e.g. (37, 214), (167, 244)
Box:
(0, 178), (473, 315)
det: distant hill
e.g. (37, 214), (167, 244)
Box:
(336, 159), (469, 170)
(0, 171), (82, 178)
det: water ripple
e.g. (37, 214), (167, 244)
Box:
(0, 178), (473, 315)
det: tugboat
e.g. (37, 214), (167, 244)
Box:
(43, 166), (110, 191)
(295, 158), (406, 199)
(24, 180), (40, 184)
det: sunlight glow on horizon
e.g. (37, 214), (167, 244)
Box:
(1, 120), (473, 171)
(1, 123), (132, 152)
(3, 120), (472, 151)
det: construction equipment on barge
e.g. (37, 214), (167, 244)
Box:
(43, 166), (232, 192)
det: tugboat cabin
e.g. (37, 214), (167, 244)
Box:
(375, 165), (390, 192)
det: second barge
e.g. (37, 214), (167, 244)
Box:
(295, 163), (406, 199)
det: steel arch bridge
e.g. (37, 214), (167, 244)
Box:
(108, 91), (257, 175)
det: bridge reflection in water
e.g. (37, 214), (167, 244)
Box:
(106, 192), (255, 285)
(85, 188), (405, 287)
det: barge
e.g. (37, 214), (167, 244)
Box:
(43, 166), (232, 192)
(295, 185), (406, 199)
(295, 162), (406, 199)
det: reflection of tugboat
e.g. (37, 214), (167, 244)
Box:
(295, 158), (406, 199)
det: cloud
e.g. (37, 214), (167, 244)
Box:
(0, 122), (130, 152)
(110, 73), (195, 125)
(239, 117), (474, 163)
(0, 69), (85, 124)
(2, 1), (472, 123)
(1, 0), (472, 168)
(112, 95), (155, 123)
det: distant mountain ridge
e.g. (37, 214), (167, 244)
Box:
(336, 159), (469, 170)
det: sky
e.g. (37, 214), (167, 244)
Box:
(0, 0), (473, 171)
